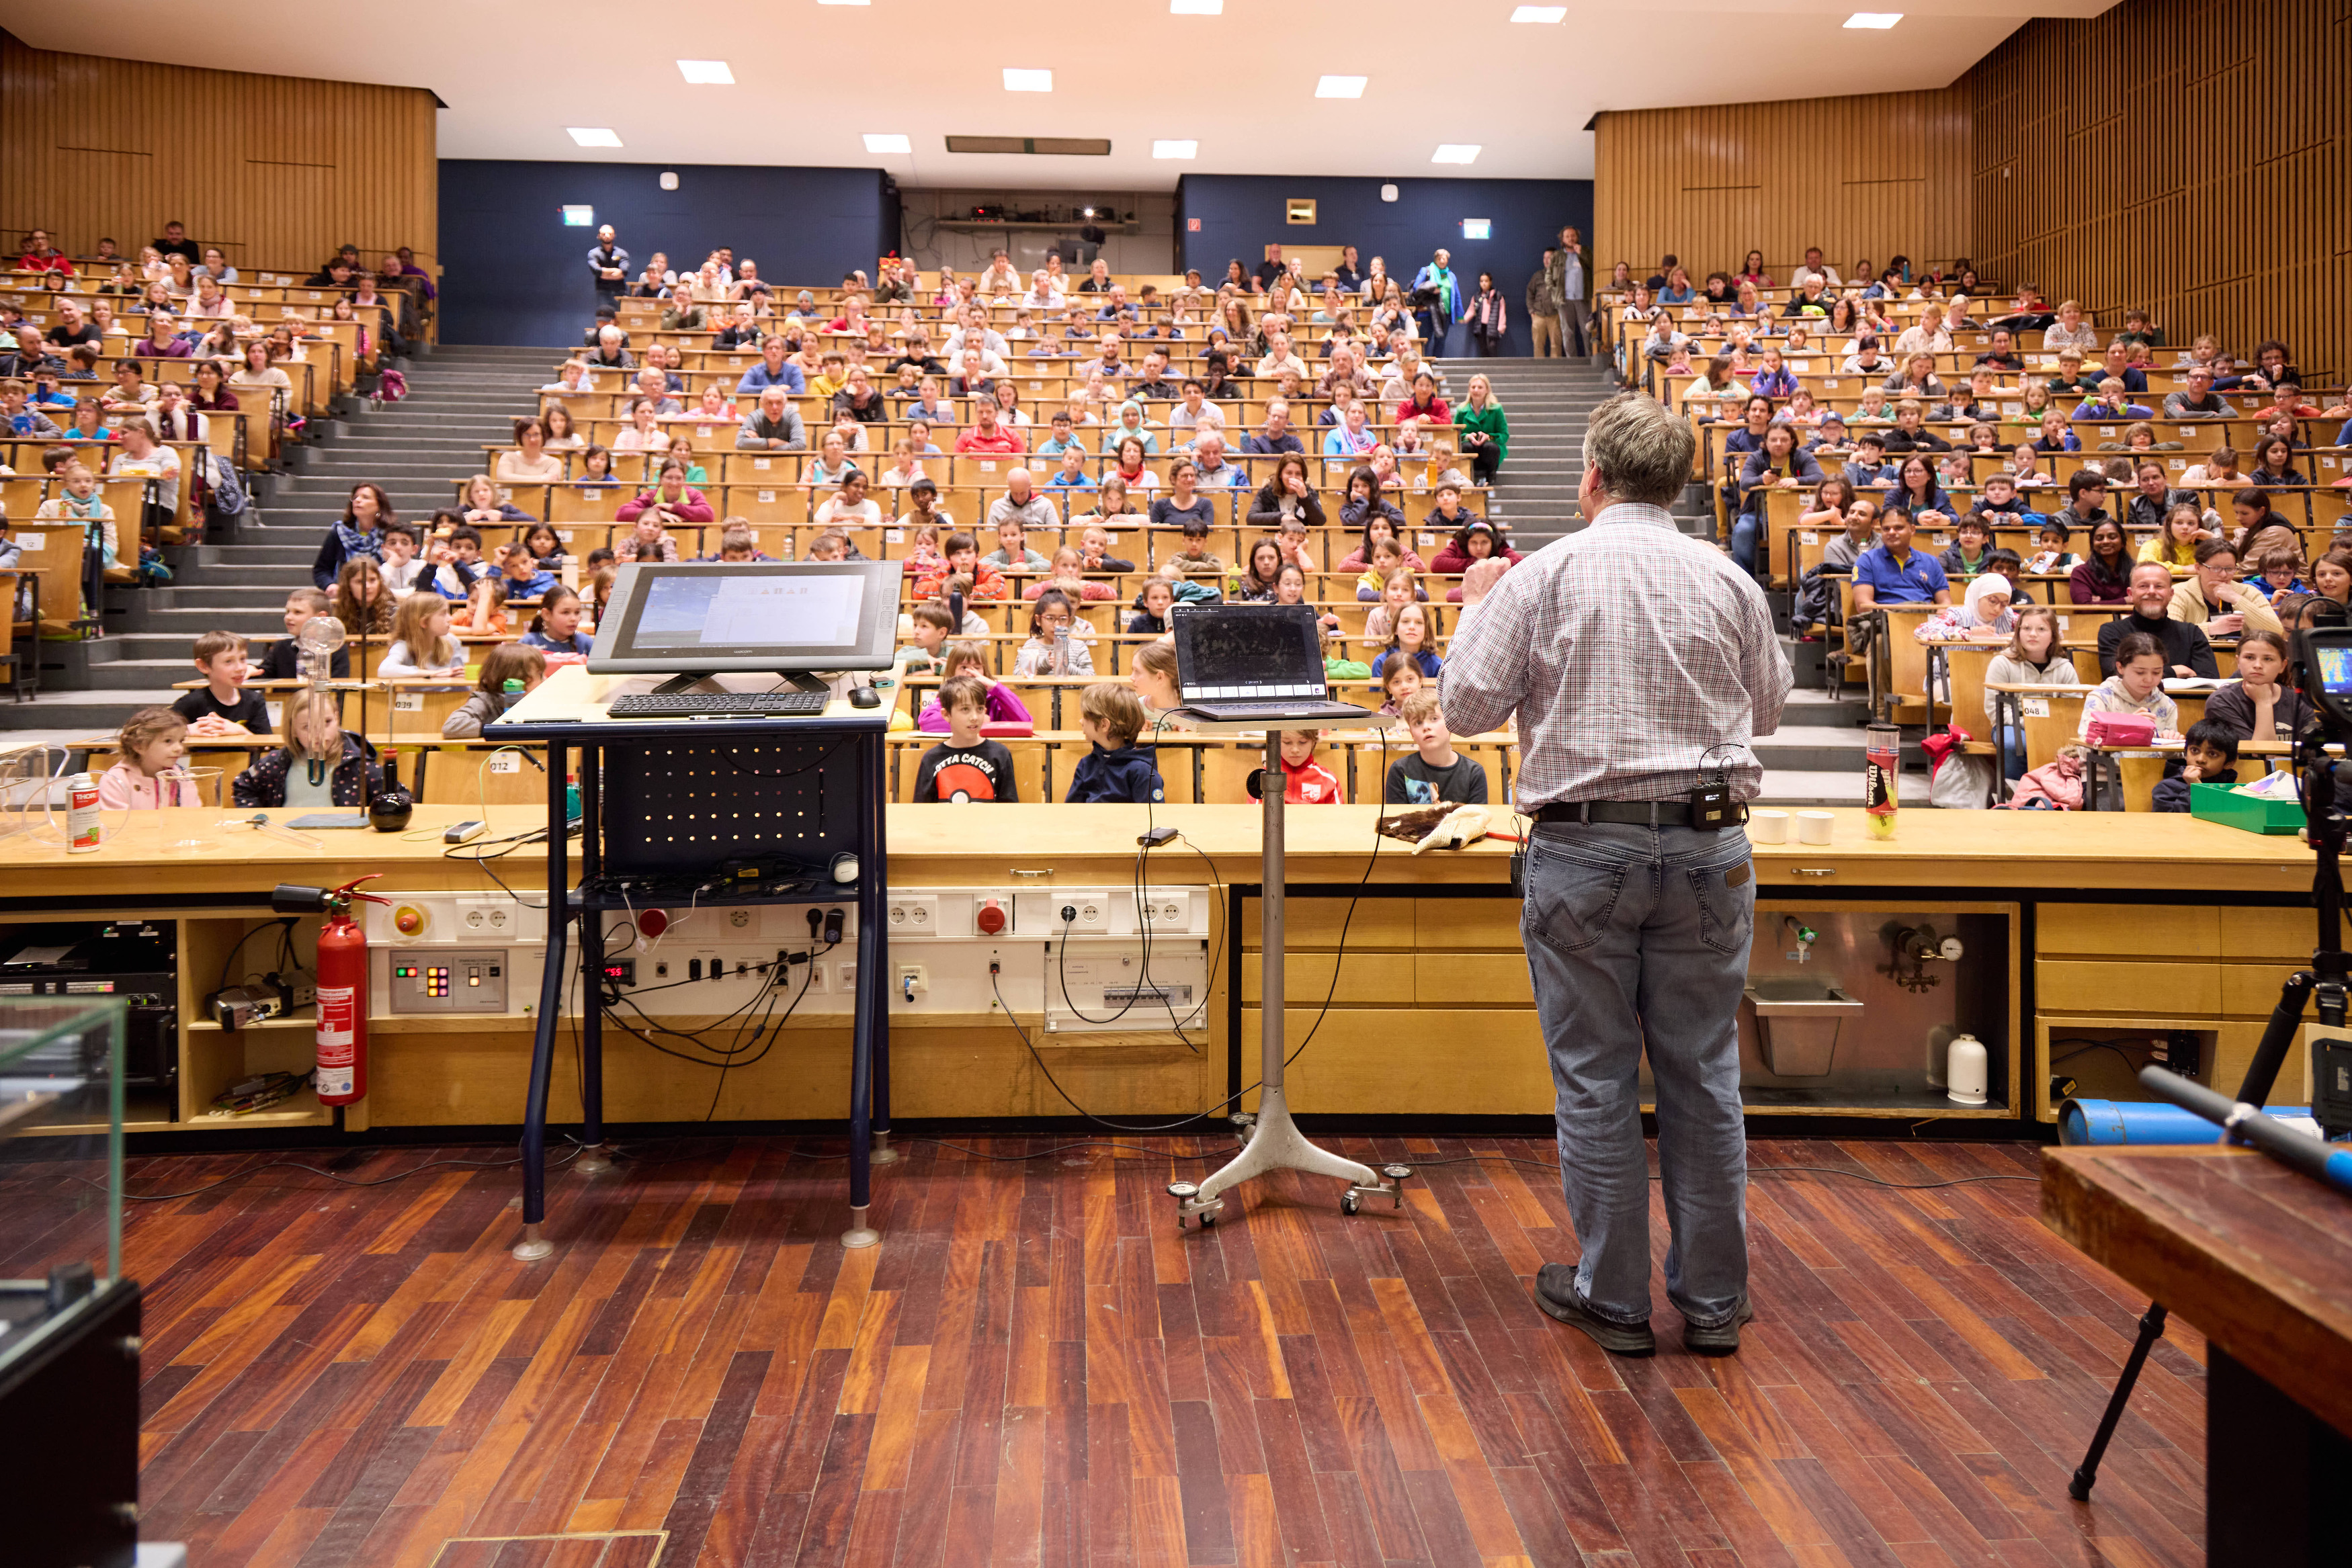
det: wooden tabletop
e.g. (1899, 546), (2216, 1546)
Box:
(2043, 1145), (2352, 1436)
(0, 803), (2328, 898)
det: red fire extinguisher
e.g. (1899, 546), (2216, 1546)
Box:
(272, 875), (388, 1107)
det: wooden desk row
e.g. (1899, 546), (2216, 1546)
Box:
(0, 801), (2332, 1137)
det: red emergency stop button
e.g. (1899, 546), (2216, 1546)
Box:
(394, 906), (427, 937)
(976, 899), (1007, 934)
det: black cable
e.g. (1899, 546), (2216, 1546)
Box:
(993, 968), (1261, 1131)
(1279, 722), (1389, 1072)
(2050, 1038), (2154, 1070)
(214, 917), (297, 996)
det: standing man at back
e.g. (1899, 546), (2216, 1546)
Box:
(1441, 392), (1790, 1357)
(1549, 226), (1589, 357)
(587, 225), (629, 312)
(1527, 249), (1562, 358)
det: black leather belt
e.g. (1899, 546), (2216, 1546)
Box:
(1534, 799), (1695, 826)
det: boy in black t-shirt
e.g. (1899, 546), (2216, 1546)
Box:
(170, 629), (272, 736)
(913, 677), (1018, 802)
(257, 589), (352, 681)
(1384, 691), (1487, 805)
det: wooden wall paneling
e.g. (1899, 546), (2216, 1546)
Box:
(1966, 0), (2347, 382)
(0, 29), (437, 277)
(1592, 90), (1973, 281)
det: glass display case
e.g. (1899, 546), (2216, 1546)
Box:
(0, 997), (140, 1568)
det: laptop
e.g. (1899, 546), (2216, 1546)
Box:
(1171, 604), (1372, 724)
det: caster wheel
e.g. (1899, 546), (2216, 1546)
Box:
(1200, 1211), (1216, 1227)
(1341, 1194), (1360, 1216)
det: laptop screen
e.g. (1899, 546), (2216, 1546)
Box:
(1173, 605), (1329, 699)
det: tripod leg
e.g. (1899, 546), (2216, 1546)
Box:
(2234, 970), (2315, 1109)
(2069, 1302), (2167, 1501)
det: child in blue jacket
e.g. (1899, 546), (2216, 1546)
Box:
(1065, 682), (1165, 803)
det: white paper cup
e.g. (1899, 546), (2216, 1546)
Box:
(1748, 809), (1788, 844)
(1796, 810), (1836, 845)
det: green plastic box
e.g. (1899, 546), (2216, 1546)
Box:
(2189, 781), (2303, 835)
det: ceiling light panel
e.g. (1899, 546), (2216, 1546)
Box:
(1432, 144), (1481, 163)
(676, 60), (734, 83)
(1316, 75), (1367, 98)
(1511, 5), (1566, 19)
(567, 127), (622, 147)
(1003, 67), (1054, 91)
(1153, 140), (1199, 159)
(1844, 11), (1902, 26)
(864, 133), (912, 153)
(1171, 0), (1223, 11)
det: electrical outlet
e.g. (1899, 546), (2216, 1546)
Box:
(1140, 891), (1191, 929)
(727, 908), (752, 928)
(1058, 891), (1111, 932)
(837, 959), (858, 995)
(801, 959), (826, 994)
(896, 963), (927, 997)
(886, 896), (938, 936)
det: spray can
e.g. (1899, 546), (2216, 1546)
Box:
(1864, 722), (1900, 840)
(65, 772), (102, 852)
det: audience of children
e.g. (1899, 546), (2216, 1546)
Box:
(519, 584), (593, 656)
(2151, 721), (2238, 812)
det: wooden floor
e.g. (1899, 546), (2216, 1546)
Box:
(13, 1134), (2209, 1567)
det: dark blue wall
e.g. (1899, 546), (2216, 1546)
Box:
(436, 161), (892, 347)
(1175, 175), (1592, 357)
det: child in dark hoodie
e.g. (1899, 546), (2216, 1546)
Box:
(1064, 681), (1165, 803)
(2152, 720), (2239, 812)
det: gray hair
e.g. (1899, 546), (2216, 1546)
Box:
(1581, 392), (1694, 508)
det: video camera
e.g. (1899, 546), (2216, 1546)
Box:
(2279, 601), (2352, 1137)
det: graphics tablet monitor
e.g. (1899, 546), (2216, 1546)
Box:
(587, 561), (900, 675)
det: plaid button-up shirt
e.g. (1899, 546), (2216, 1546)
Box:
(1441, 503), (1791, 808)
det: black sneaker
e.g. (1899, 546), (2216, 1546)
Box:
(1533, 1263), (1655, 1357)
(1683, 1295), (1755, 1356)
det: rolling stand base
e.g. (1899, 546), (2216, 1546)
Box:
(573, 1143), (615, 1176)
(870, 1129), (900, 1166)
(511, 1223), (553, 1262)
(1168, 1092), (1409, 1229)
(841, 1205), (880, 1249)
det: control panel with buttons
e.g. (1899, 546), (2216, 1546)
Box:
(387, 949), (511, 1013)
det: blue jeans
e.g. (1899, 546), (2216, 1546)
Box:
(1730, 513), (1760, 575)
(1521, 822), (1753, 1327)
(1998, 723), (2026, 781)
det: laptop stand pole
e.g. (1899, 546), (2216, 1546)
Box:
(1173, 732), (1404, 1229)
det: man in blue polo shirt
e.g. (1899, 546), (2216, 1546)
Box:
(1839, 510), (1951, 697)
(734, 335), (806, 395)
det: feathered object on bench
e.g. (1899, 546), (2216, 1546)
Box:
(1378, 803), (1495, 853)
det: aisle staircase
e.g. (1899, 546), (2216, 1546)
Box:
(0, 345), (560, 744)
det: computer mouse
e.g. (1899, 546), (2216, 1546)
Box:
(849, 687), (881, 709)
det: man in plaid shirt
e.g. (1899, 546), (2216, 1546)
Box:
(1445, 392), (1790, 1360)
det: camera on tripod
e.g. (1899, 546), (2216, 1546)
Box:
(2279, 607), (2352, 1139)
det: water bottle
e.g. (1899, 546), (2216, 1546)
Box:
(1864, 722), (1899, 840)
(501, 677), (526, 712)
(1054, 627), (1072, 676)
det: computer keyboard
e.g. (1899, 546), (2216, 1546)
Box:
(607, 690), (829, 718)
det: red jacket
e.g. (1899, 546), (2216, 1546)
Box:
(1429, 539), (1524, 574)
(914, 561), (1007, 600)
(1250, 754), (1342, 805)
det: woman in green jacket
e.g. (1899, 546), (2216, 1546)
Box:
(1453, 372), (1509, 486)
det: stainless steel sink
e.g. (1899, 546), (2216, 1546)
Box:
(1744, 980), (1865, 1076)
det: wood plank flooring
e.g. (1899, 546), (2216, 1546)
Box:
(8, 1135), (2208, 1567)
